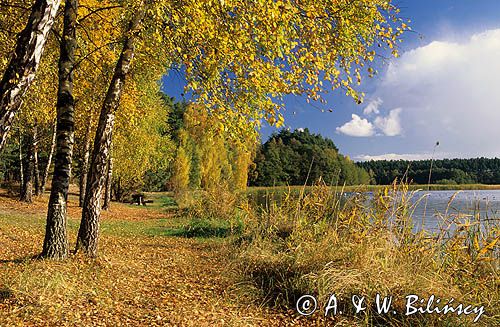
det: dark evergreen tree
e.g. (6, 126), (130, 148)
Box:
(250, 128), (370, 186)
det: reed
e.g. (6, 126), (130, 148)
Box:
(231, 180), (499, 326)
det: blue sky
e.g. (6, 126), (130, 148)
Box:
(162, 0), (500, 161)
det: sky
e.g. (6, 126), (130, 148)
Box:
(162, 0), (500, 161)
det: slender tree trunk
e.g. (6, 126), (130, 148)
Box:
(0, 0), (62, 152)
(19, 131), (24, 193)
(20, 133), (34, 203)
(79, 121), (91, 207)
(76, 12), (144, 256)
(41, 119), (57, 193)
(41, 0), (78, 259)
(33, 124), (41, 196)
(102, 148), (113, 211)
(113, 176), (122, 202)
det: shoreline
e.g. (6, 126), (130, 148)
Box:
(247, 184), (500, 193)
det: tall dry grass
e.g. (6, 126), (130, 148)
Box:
(230, 181), (499, 326)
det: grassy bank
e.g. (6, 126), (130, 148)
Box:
(233, 182), (500, 326)
(0, 190), (303, 326)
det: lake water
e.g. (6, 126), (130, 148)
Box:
(247, 189), (500, 234)
(388, 190), (500, 232)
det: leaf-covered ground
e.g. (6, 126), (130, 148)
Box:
(0, 189), (322, 326)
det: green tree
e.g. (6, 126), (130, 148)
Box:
(251, 129), (367, 186)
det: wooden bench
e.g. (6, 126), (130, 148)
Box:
(131, 194), (153, 206)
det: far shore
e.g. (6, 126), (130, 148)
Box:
(247, 184), (500, 193)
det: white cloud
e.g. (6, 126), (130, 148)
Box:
(369, 29), (500, 158)
(363, 97), (383, 115)
(336, 114), (375, 137)
(355, 152), (447, 161)
(374, 108), (403, 136)
(337, 107), (402, 137)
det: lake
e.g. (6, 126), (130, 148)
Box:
(407, 190), (500, 232)
(247, 188), (500, 233)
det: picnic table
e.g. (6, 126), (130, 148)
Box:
(131, 193), (153, 206)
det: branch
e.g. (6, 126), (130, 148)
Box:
(78, 5), (121, 24)
(0, 2), (30, 11)
(50, 26), (62, 45)
(74, 40), (121, 70)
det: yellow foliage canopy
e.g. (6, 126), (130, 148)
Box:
(154, 0), (407, 133)
(175, 103), (257, 191)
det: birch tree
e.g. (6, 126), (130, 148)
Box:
(42, 0), (78, 259)
(76, 8), (145, 256)
(0, 0), (61, 151)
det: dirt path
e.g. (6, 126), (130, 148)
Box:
(0, 191), (313, 326)
(89, 236), (300, 326)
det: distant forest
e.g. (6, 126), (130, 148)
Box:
(250, 129), (500, 186)
(249, 129), (370, 186)
(357, 158), (500, 185)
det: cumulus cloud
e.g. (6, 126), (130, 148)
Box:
(337, 106), (403, 137)
(336, 114), (375, 137)
(367, 29), (500, 158)
(363, 98), (383, 115)
(374, 108), (403, 136)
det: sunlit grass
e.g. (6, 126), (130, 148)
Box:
(232, 181), (500, 326)
(1, 187), (497, 326)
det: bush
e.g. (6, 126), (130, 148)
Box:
(167, 217), (244, 238)
(170, 183), (248, 238)
(435, 179), (457, 185)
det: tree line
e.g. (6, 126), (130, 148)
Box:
(357, 158), (500, 185)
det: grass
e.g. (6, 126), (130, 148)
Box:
(141, 188), (246, 239)
(123, 192), (178, 211)
(0, 189), (308, 326)
(0, 185), (498, 326)
(233, 182), (500, 326)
